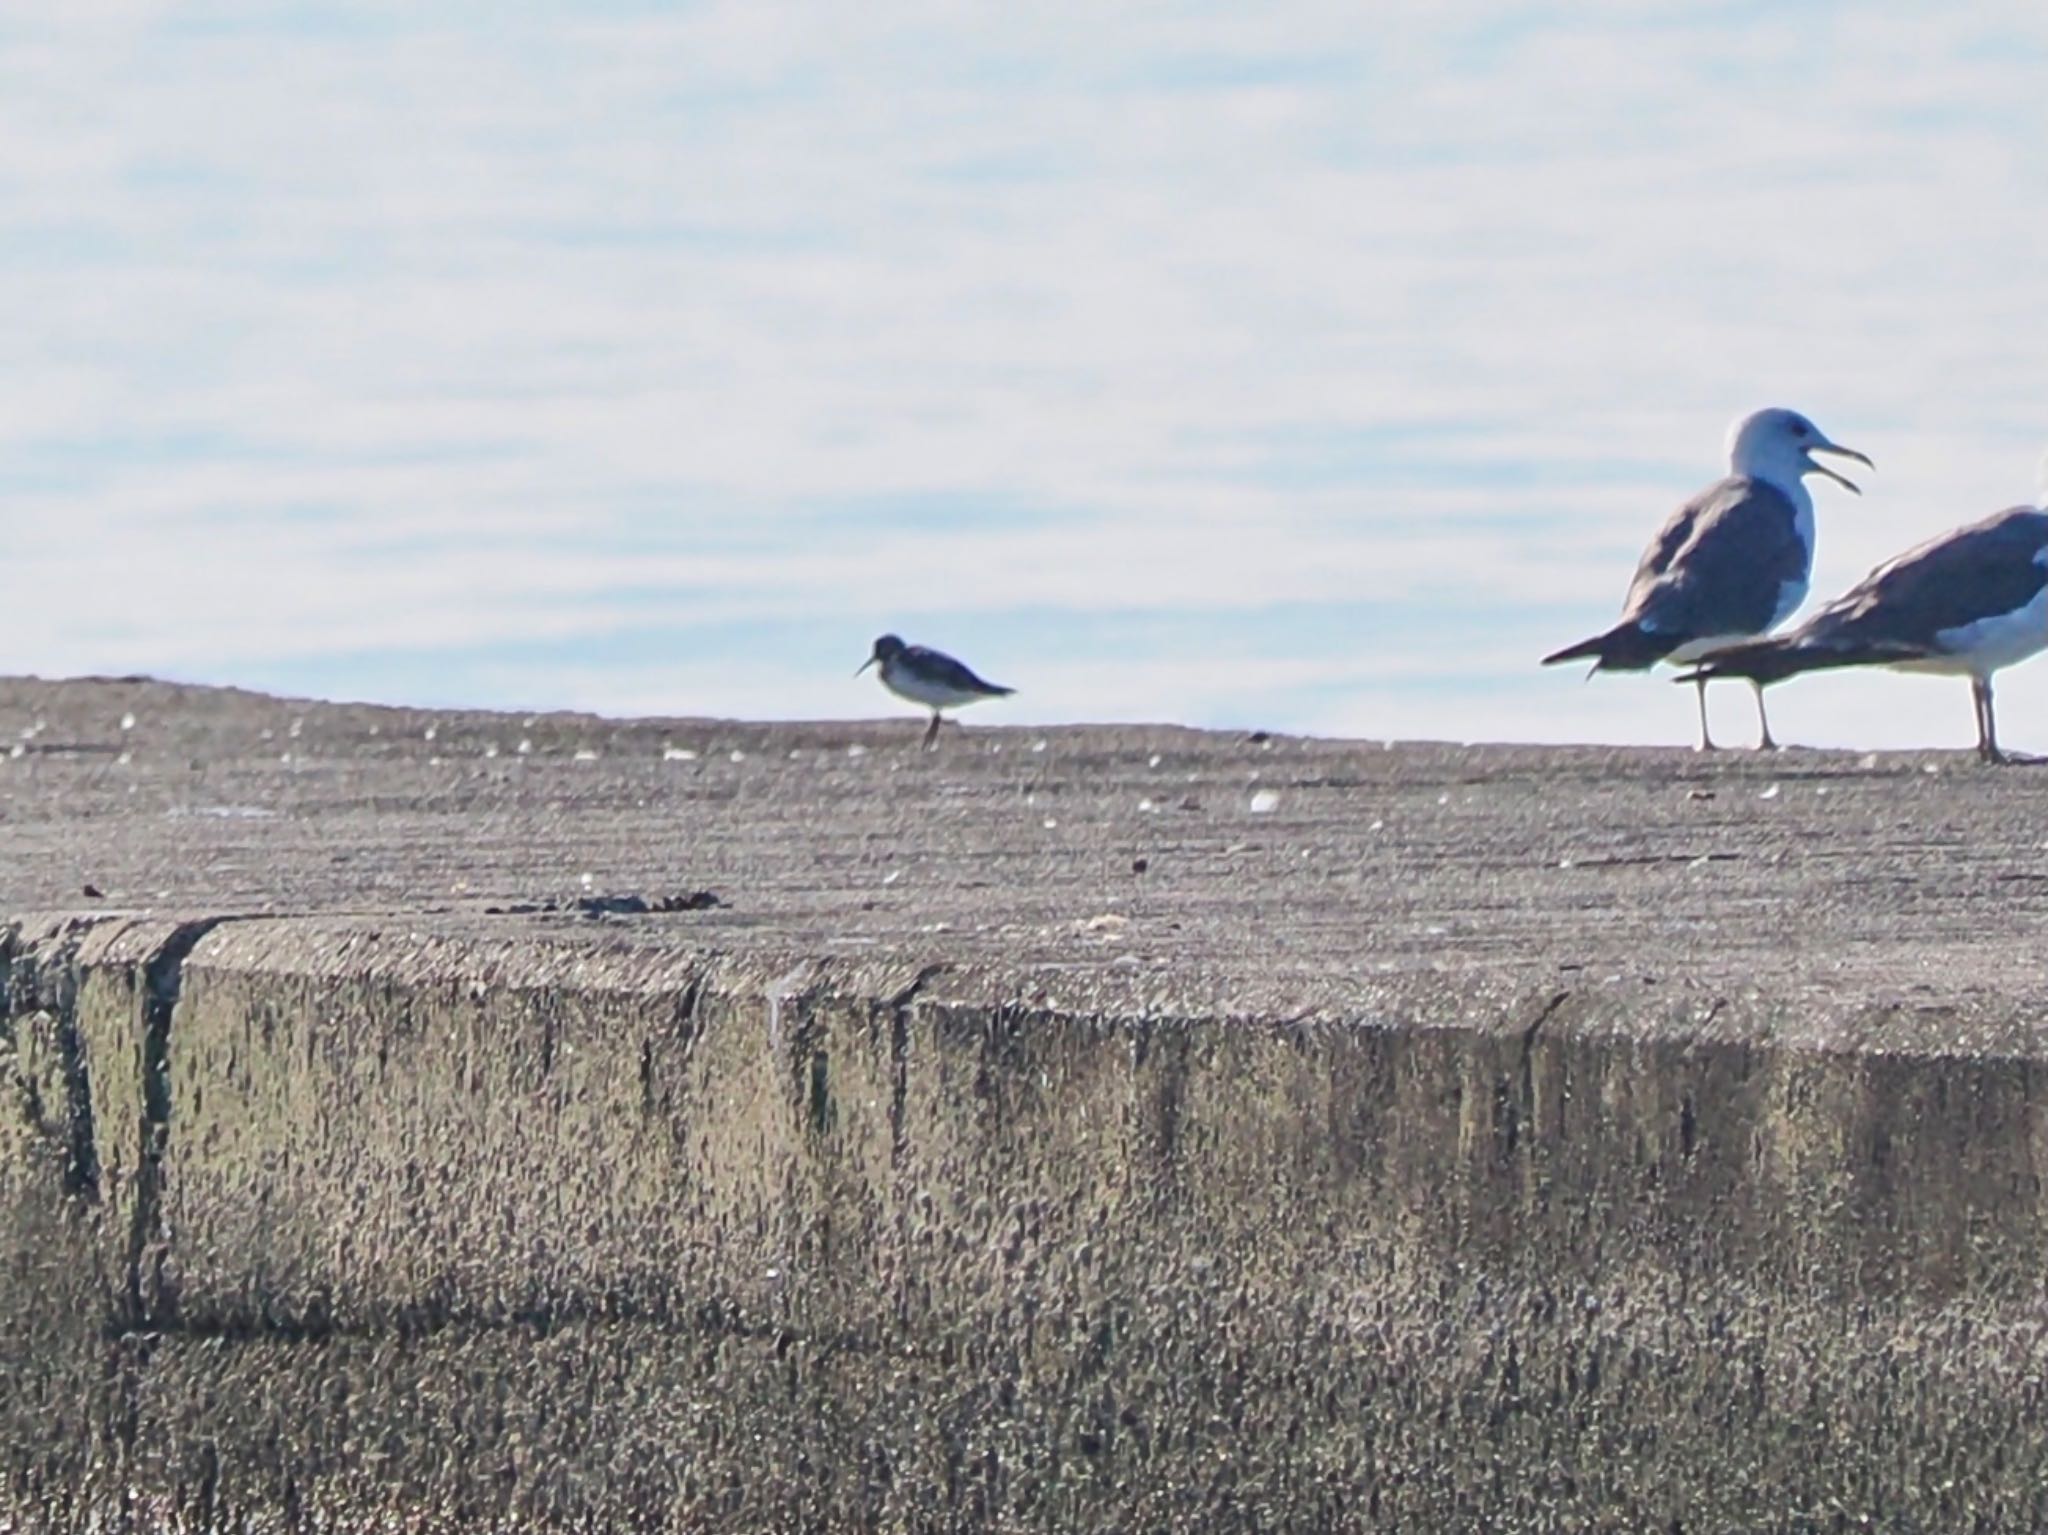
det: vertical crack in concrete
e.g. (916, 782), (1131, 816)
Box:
(642, 976), (704, 1118)
(57, 1005), (101, 1203)
(1516, 992), (1571, 1154)
(3, 919), (105, 1202)
(0, 923), (15, 1042)
(887, 965), (946, 1171)
(124, 917), (235, 1329)
(1520, 991), (1571, 1058)
(884, 964), (944, 1333)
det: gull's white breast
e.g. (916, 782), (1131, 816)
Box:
(1898, 583), (2048, 678)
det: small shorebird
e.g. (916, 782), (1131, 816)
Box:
(1541, 406), (1871, 750)
(857, 634), (1014, 749)
(1674, 504), (2048, 763)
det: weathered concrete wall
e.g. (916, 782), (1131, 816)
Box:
(7, 679), (2048, 1529)
(10, 907), (2048, 1530)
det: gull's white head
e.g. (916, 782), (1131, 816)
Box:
(1725, 406), (1871, 495)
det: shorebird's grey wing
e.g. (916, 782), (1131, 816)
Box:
(1620, 476), (1806, 641)
(903, 645), (1010, 696)
(1791, 506), (2048, 658)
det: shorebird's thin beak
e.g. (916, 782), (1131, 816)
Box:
(854, 656), (877, 677)
(1808, 440), (1872, 495)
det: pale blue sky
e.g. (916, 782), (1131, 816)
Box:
(4, 2), (2047, 749)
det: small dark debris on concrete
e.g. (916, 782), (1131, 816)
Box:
(485, 891), (723, 918)
(82, 883), (104, 899)
(581, 891), (724, 918)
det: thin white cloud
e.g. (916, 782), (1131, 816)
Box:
(2, 2), (2047, 749)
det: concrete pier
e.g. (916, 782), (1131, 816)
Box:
(5, 677), (2048, 1530)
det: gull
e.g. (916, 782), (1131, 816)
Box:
(1542, 407), (1871, 749)
(1674, 502), (2048, 763)
(856, 634), (1014, 750)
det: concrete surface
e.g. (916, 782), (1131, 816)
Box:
(5, 675), (2048, 1531)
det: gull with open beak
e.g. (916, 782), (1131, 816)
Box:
(1541, 406), (1872, 749)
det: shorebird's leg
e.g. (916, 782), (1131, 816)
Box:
(923, 711), (942, 751)
(1751, 682), (1779, 752)
(1975, 678), (2005, 764)
(1693, 677), (1717, 752)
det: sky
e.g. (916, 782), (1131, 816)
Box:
(2, 1), (2046, 750)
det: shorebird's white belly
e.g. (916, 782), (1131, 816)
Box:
(1894, 584), (2048, 677)
(882, 667), (990, 711)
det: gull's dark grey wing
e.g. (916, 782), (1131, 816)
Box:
(1789, 506), (2047, 655)
(1544, 475), (1810, 671)
(902, 645), (1013, 697)
(1693, 507), (2048, 682)
(1619, 475), (1807, 643)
